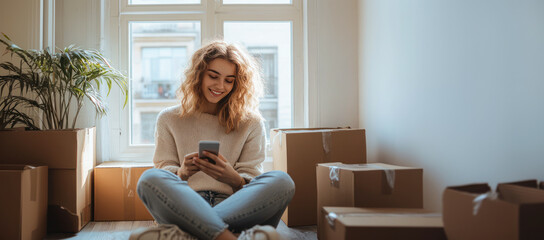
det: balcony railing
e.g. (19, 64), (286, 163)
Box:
(133, 81), (178, 99)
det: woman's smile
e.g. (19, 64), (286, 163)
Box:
(209, 88), (224, 97)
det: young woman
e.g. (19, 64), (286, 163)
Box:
(130, 41), (295, 240)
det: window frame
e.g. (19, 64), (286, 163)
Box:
(108, 0), (303, 162)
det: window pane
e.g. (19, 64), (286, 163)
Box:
(130, 0), (200, 5)
(223, 0), (291, 4)
(224, 21), (292, 136)
(140, 112), (159, 144)
(130, 21), (201, 145)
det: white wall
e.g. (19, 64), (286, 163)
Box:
(0, 0), (42, 52)
(307, 0), (360, 128)
(55, 0), (103, 129)
(0, 0), (43, 126)
(359, 0), (544, 210)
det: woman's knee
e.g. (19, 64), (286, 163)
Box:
(137, 168), (174, 196)
(262, 170), (295, 195)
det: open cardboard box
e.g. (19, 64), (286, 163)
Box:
(320, 207), (446, 240)
(271, 128), (366, 226)
(317, 162), (423, 209)
(443, 179), (544, 240)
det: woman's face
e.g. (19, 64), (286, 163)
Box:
(200, 58), (236, 112)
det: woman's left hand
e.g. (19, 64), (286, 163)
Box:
(194, 151), (244, 189)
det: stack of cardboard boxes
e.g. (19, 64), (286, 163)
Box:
(0, 127), (96, 238)
(0, 127), (156, 240)
(271, 128), (446, 239)
(270, 128), (367, 226)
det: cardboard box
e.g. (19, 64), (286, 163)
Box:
(317, 162), (423, 209)
(317, 162), (423, 239)
(320, 207), (446, 240)
(0, 128), (96, 232)
(0, 165), (48, 240)
(443, 179), (544, 240)
(271, 128), (366, 226)
(94, 162), (154, 221)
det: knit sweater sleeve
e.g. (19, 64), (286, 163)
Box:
(153, 111), (180, 174)
(234, 118), (266, 181)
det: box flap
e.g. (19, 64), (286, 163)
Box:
(323, 207), (442, 228)
(318, 162), (419, 171)
(447, 183), (491, 194)
(500, 179), (538, 188)
(271, 127), (352, 134)
(497, 184), (544, 204)
(0, 165), (39, 171)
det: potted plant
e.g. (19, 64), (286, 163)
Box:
(0, 34), (128, 232)
(0, 34), (127, 130)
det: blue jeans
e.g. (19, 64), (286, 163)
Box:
(137, 169), (295, 240)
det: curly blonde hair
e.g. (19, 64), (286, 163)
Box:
(177, 40), (264, 133)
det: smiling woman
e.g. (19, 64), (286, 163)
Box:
(129, 40), (295, 240)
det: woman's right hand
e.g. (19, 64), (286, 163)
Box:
(177, 152), (200, 180)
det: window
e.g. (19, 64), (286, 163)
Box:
(139, 112), (159, 144)
(249, 47), (279, 135)
(108, 0), (302, 161)
(130, 22), (200, 145)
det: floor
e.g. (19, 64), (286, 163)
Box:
(44, 221), (317, 240)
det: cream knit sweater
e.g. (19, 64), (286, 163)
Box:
(153, 105), (266, 195)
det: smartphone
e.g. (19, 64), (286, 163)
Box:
(198, 140), (220, 164)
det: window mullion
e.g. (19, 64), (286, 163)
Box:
(203, 0), (217, 42)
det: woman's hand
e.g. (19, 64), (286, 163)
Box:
(177, 152), (200, 181)
(194, 151), (245, 190)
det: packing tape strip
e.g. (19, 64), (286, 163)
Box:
(27, 165), (37, 201)
(329, 166), (340, 187)
(366, 164), (396, 190)
(269, 130), (283, 151)
(472, 191), (498, 216)
(122, 167), (135, 220)
(328, 163), (396, 190)
(322, 131), (332, 162)
(326, 212), (442, 228)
